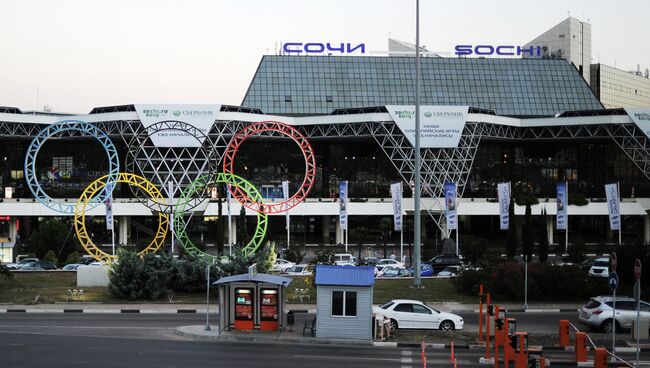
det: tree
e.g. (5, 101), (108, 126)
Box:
(65, 251), (81, 265)
(538, 208), (549, 263)
(506, 197), (518, 259)
(43, 250), (58, 265)
(379, 217), (392, 259)
(237, 206), (249, 246)
(311, 247), (335, 265)
(522, 203), (533, 263)
(29, 218), (80, 260)
(108, 249), (172, 300)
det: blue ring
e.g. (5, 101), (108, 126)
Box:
(24, 120), (120, 214)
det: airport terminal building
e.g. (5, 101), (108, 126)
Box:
(1, 54), (650, 257)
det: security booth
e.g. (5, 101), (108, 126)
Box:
(314, 265), (375, 340)
(214, 273), (292, 333)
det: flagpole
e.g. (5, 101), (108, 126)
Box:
(455, 184), (459, 256)
(618, 182), (622, 245)
(400, 182), (404, 263)
(565, 181), (568, 255)
(227, 187), (232, 255)
(413, 0), (422, 288)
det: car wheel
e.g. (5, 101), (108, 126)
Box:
(389, 319), (399, 331)
(601, 319), (620, 334)
(440, 320), (455, 331)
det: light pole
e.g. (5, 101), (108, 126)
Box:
(204, 263), (211, 331)
(413, 0), (422, 288)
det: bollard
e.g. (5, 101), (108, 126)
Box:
(485, 293), (492, 360)
(559, 320), (570, 347)
(450, 340), (455, 362)
(538, 357), (546, 368)
(575, 331), (588, 362)
(594, 347), (608, 368)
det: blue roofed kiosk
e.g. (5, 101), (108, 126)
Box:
(214, 271), (292, 333)
(314, 265), (375, 340)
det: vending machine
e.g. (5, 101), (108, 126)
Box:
(234, 288), (254, 330)
(260, 289), (279, 331)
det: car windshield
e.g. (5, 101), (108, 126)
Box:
(593, 261), (609, 267)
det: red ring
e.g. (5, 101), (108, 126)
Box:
(222, 121), (316, 214)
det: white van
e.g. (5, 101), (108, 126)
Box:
(334, 253), (357, 266)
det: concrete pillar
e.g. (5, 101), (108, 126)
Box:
(8, 217), (18, 242)
(644, 216), (650, 245)
(322, 215), (330, 245)
(231, 217), (237, 246)
(118, 216), (131, 246)
(335, 218), (342, 244)
(546, 215), (554, 245)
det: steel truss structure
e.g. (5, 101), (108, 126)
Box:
(1, 114), (648, 233)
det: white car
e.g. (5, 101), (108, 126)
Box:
(5, 258), (39, 270)
(373, 299), (464, 331)
(272, 258), (295, 272)
(588, 257), (609, 278)
(377, 259), (405, 268)
(334, 253), (357, 266)
(285, 264), (313, 276)
(437, 266), (461, 277)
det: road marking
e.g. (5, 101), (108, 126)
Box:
(401, 357), (413, 363)
(0, 325), (165, 330)
(401, 350), (412, 356)
(294, 355), (402, 362)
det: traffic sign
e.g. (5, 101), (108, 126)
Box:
(635, 259), (642, 281)
(608, 272), (619, 291)
(610, 252), (617, 273)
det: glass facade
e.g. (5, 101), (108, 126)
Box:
(242, 55), (603, 116)
(590, 64), (650, 108)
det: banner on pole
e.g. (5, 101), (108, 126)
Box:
(556, 182), (568, 230)
(497, 182), (510, 230)
(105, 183), (114, 230)
(444, 182), (457, 230)
(282, 180), (290, 230)
(339, 181), (348, 231)
(390, 182), (403, 231)
(605, 183), (621, 231)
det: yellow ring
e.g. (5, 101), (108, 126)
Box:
(74, 173), (169, 263)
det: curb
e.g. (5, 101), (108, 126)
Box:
(0, 308), (202, 314)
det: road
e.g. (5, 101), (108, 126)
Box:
(1, 313), (650, 367)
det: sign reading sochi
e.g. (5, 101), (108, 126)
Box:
(455, 45), (542, 57)
(282, 42), (365, 54)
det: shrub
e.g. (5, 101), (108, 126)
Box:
(108, 249), (172, 300)
(460, 235), (488, 264)
(0, 265), (12, 280)
(282, 248), (303, 263)
(43, 250), (58, 264)
(452, 261), (606, 301)
(311, 247), (335, 265)
(65, 251), (81, 265)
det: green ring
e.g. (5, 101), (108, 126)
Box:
(174, 173), (268, 260)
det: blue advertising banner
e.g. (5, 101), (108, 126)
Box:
(556, 182), (567, 230)
(444, 182), (457, 230)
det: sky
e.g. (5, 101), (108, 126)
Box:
(0, 0), (648, 113)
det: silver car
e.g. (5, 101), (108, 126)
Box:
(579, 296), (650, 333)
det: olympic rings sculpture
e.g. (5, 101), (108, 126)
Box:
(125, 120), (219, 214)
(24, 120), (120, 214)
(74, 173), (170, 263)
(173, 173), (268, 260)
(222, 121), (316, 214)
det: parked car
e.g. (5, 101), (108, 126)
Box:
(19, 260), (57, 270)
(272, 258), (295, 273)
(6, 258), (40, 270)
(579, 296), (650, 332)
(334, 253), (357, 266)
(18, 261), (44, 271)
(437, 266), (462, 277)
(62, 263), (83, 271)
(581, 258), (596, 272)
(285, 264), (313, 276)
(377, 259), (405, 268)
(374, 299), (464, 331)
(408, 263), (434, 277)
(588, 257), (610, 278)
(377, 266), (411, 278)
(362, 257), (379, 266)
(428, 255), (463, 274)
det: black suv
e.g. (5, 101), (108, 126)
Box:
(427, 255), (462, 274)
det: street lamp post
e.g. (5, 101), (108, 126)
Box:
(413, 0), (422, 288)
